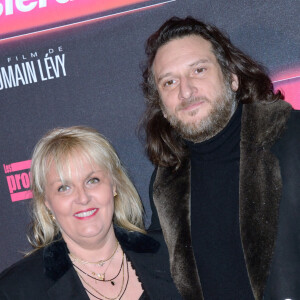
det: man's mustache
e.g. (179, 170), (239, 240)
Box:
(177, 96), (210, 111)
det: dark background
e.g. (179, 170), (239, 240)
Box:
(1, 0), (299, 272)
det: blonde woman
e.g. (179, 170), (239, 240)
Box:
(0, 126), (181, 300)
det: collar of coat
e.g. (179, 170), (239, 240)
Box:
(153, 100), (292, 300)
(43, 225), (159, 281)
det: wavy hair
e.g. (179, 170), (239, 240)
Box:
(28, 126), (145, 251)
(141, 16), (284, 168)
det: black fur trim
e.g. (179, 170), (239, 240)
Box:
(154, 160), (203, 299)
(44, 238), (72, 280)
(114, 226), (160, 253)
(240, 100), (292, 299)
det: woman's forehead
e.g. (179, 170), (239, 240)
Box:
(47, 152), (107, 180)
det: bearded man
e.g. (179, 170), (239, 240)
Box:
(141, 16), (300, 300)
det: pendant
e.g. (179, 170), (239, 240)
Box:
(92, 272), (105, 281)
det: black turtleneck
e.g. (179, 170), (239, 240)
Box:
(187, 104), (254, 299)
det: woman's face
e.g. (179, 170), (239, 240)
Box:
(44, 155), (116, 247)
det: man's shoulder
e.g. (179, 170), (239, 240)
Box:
(279, 108), (300, 139)
(288, 109), (300, 125)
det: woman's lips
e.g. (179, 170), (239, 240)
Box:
(73, 208), (99, 219)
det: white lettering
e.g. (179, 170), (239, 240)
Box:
(21, 63), (29, 84)
(25, 61), (37, 83)
(55, 54), (66, 76)
(1, 65), (16, 88)
(44, 57), (54, 79)
(0, 72), (3, 90)
(31, 52), (38, 58)
(15, 64), (26, 86)
(0, 0), (70, 16)
(0, 61), (38, 89)
(16, 0), (37, 13)
(37, 59), (47, 81)
(5, 0), (13, 15)
(39, 0), (46, 8)
(0, 52), (64, 89)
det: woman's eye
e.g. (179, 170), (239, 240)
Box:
(58, 185), (70, 192)
(88, 178), (99, 184)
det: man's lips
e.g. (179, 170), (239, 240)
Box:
(73, 208), (99, 219)
(178, 99), (207, 112)
(181, 101), (204, 111)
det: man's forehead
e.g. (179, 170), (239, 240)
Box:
(152, 35), (216, 78)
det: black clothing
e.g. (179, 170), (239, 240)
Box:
(0, 226), (181, 299)
(149, 101), (300, 299)
(187, 104), (253, 299)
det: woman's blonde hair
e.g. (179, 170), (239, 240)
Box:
(28, 126), (145, 250)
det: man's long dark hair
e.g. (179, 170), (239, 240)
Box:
(141, 16), (284, 169)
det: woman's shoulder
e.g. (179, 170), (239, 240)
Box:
(0, 240), (71, 298)
(0, 249), (44, 287)
(114, 225), (160, 253)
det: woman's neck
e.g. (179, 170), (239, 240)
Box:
(63, 225), (118, 262)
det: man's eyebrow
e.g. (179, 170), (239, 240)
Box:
(189, 58), (211, 67)
(157, 72), (172, 84)
(156, 58), (212, 84)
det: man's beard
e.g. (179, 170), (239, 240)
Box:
(160, 80), (237, 143)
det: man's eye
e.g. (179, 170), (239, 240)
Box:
(195, 67), (206, 74)
(163, 80), (175, 87)
(58, 185), (70, 192)
(88, 178), (99, 184)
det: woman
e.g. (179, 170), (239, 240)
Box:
(0, 126), (181, 299)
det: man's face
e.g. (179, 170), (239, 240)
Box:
(152, 35), (239, 142)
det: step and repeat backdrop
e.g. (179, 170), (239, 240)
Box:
(0, 0), (299, 272)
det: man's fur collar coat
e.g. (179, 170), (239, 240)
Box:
(151, 100), (300, 299)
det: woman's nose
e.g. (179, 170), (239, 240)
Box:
(75, 187), (90, 205)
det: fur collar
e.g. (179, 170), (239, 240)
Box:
(43, 226), (159, 281)
(241, 101), (292, 148)
(153, 100), (292, 300)
(239, 100), (291, 299)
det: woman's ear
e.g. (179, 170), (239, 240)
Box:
(45, 197), (51, 211)
(113, 185), (117, 197)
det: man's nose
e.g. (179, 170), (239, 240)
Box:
(179, 77), (196, 100)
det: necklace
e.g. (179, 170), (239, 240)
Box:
(84, 258), (129, 300)
(91, 252), (115, 281)
(73, 255), (123, 285)
(70, 240), (119, 267)
(76, 253), (127, 300)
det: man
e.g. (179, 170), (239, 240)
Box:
(141, 16), (300, 300)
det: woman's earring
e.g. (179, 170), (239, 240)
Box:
(48, 210), (56, 221)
